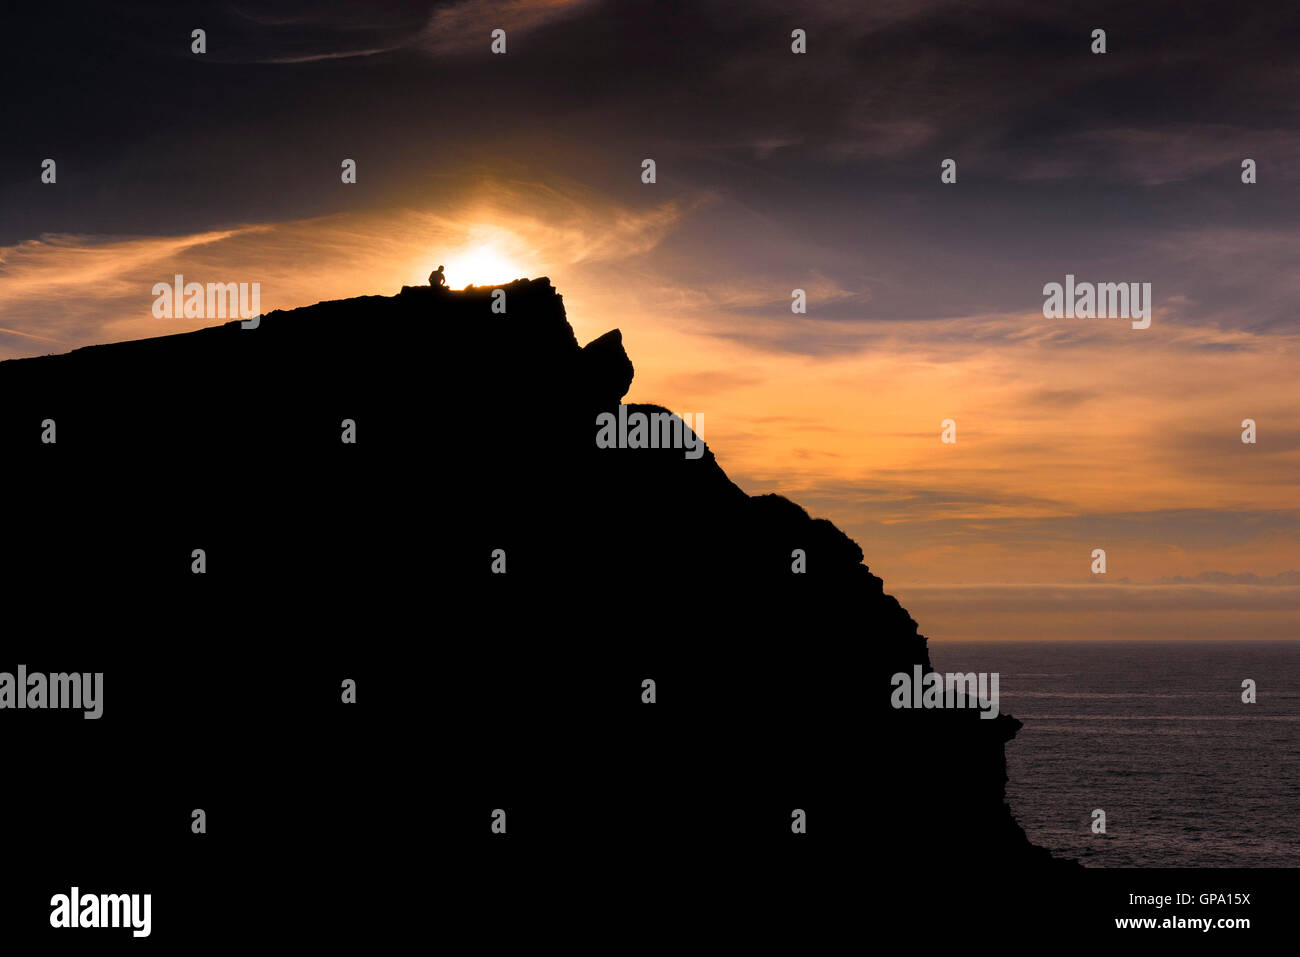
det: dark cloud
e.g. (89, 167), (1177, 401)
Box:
(7, 1), (1298, 250)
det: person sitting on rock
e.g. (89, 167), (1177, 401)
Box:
(429, 265), (446, 287)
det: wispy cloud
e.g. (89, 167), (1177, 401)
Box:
(895, 581), (1300, 641)
(418, 0), (597, 56)
(0, 175), (685, 358)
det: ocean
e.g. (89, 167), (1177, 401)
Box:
(928, 640), (1300, 867)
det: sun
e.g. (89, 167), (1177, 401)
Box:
(439, 245), (525, 288)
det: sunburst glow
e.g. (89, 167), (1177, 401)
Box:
(438, 243), (526, 288)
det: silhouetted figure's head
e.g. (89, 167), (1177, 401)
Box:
(430, 265), (446, 287)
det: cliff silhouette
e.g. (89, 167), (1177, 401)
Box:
(0, 276), (1074, 933)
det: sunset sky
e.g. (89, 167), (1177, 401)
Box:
(2, 0), (1297, 639)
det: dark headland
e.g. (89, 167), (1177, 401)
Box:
(0, 277), (1076, 937)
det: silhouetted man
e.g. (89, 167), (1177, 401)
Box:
(429, 265), (446, 287)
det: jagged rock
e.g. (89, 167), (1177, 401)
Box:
(580, 329), (634, 404)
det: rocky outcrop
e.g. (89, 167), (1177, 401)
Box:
(0, 275), (1073, 886)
